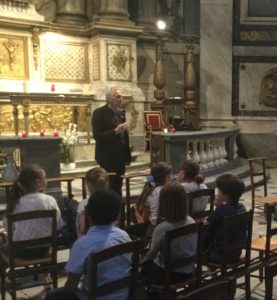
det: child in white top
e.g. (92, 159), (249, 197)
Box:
(76, 167), (109, 237)
(126, 162), (171, 238)
(3, 164), (62, 259)
(177, 160), (208, 212)
(139, 183), (197, 284)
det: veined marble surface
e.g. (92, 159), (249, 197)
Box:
(200, 0), (233, 117)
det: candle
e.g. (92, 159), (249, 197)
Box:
(53, 130), (59, 136)
(163, 128), (168, 133)
(171, 127), (176, 133)
(51, 84), (55, 92)
(21, 130), (27, 137)
(40, 129), (45, 136)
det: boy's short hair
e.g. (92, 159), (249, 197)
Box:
(216, 174), (245, 202)
(159, 182), (188, 222)
(86, 189), (121, 225)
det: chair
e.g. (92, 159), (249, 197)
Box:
(247, 157), (277, 212)
(204, 210), (253, 300)
(180, 277), (236, 300)
(251, 202), (277, 283)
(149, 222), (204, 299)
(187, 188), (215, 221)
(87, 240), (140, 300)
(121, 171), (149, 228)
(0, 210), (58, 300)
(265, 258), (277, 300)
(144, 110), (165, 150)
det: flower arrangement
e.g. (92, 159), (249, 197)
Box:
(60, 123), (79, 164)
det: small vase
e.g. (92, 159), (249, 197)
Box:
(60, 162), (76, 171)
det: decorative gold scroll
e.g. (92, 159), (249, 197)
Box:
(240, 31), (277, 41)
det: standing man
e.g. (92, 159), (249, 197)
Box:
(92, 87), (131, 197)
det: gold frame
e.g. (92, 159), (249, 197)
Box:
(0, 34), (29, 80)
(92, 42), (100, 81)
(44, 41), (89, 83)
(107, 43), (131, 82)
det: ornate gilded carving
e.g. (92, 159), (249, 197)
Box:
(0, 104), (90, 134)
(260, 68), (277, 108)
(32, 27), (40, 71)
(107, 44), (131, 81)
(0, 35), (28, 79)
(43, 41), (88, 82)
(92, 43), (100, 80)
(129, 105), (139, 133)
(240, 31), (277, 41)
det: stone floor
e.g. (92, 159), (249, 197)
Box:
(2, 159), (277, 299)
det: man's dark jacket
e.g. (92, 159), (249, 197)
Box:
(92, 104), (131, 173)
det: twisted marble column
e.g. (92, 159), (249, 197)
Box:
(96, 0), (130, 21)
(56, 0), (87, 24)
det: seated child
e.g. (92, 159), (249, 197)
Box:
(139, 182), (197, 284)
(204, 174), (247, 263)
(126, 162), (171, 238)
(177, 160), (209, 212)
(76, 167), (109, 237)
(2, 164), (63, 259)
(44, 189), (131, 300)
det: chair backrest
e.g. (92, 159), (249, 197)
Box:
(6, 209), (57, 269)
(87, 240), (140, 300)
(264, 203), (277, 259)
(247, 157), (267, 207)
(164, 222), (203, 291)
(181, 277), (236, 300)
(187, 188), (215, 220)
(221, 210), (253, 274)
(144, 110), (164, 131)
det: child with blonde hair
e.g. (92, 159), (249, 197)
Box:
(76, 167), (109, 236)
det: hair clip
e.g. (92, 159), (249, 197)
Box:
(146, 175), (154, 183)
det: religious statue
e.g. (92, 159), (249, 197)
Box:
(3, 40), (19, 71)
(260, 68), (277, 108)
(31, 0), (57, 21)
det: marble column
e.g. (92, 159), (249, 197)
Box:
(183, 0), (200, 38)
(129, 0), (157, 28)
(56, 0), (87, 24)
(96, 0), (130, 22)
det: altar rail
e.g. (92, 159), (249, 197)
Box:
(151, 128), (240, 175)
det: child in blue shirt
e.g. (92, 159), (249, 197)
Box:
(45, 189), (131, 300)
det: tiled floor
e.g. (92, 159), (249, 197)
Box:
(3, 164), (277, 299)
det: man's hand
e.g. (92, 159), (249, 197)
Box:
(114, 123), (128, 134)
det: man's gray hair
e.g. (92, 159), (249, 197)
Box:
(105, 87), (119, 103)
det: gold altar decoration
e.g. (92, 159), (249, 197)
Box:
(107, 43), (131, 81)
(92, 43), (100, 81)
(153, 39), (166, 102)
(260, 67), (277, 108)
(0, 35), (28, 79)
(43, 41), (89, 82)
(0, 104), (88, 134)
(183, 44), (199, 129)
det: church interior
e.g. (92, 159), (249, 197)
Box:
(0, 0), (276, 299)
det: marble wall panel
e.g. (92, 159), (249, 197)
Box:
(200, 0), (232, 117)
